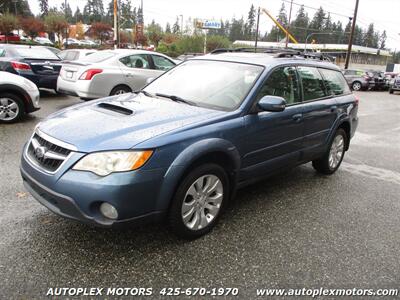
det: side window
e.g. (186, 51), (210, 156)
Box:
(297, 66), (327, 101)
(0, 49), (5, 57)
(256, 66), (301, 105)
(120, 54), (150, 69)
(152, 55), (175, 71)
(319, 68), (351, 96)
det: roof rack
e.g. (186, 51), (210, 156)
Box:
(210, 47), (334, 62)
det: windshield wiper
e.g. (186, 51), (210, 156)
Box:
(155, 93), (198, 106)
(134, 90), (156, 98)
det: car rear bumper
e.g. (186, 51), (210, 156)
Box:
(57, 76), (101, 99)
(22, 74), (58, 90)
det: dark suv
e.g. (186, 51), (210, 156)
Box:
(20, 50), (358, 239)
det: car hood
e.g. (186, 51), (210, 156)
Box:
(37, 93), (223, 152)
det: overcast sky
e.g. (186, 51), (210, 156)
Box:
(29, 0), (400, 49)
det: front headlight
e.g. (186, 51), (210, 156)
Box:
(73, 150), (153, 176)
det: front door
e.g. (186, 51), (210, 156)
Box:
(241, 66), (304, 179)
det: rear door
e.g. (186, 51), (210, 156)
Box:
(119, 54), (160, 90)
(298, 66), (339, 157)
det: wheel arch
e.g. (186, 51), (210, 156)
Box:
(155, 138), (241, 212)
(0, 84), (30, 112)
(109, 84), (132, 96)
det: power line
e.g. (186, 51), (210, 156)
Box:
(281, 0), (352, 19)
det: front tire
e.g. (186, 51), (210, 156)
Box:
(0, 92), (25, 123)
(389, 89), (394, 94)
(168, 163), (229, 239)
(312, 128), (347, 175)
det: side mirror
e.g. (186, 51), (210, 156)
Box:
(146, 77), (155, 84)
(257, 96), (286, 112)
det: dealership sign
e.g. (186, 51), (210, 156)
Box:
(195, 19), (222, 29)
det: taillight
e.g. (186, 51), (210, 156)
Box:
(79, 69), (103, 80)
(11, 61), (32, 72)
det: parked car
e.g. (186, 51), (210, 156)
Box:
(367, 70), (388, 91)
(389, 75), (400, 94)
(58, 49), (97, 61)
(21, 50), (358, 238)
(79, 39), (98, 47)
(0, 45), (62, 92)
(342, 69), (374, 91)
(0, 32), (20, 43)
(34, 37), (54, 46)
(57, 49), (177, 99)
(0, 71), (40, 123)
(63, 38), (82, 47)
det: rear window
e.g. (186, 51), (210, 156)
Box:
(15, 47), (60, 60)
(297, 66), (327, 101)
(80, 51), (115, 63)
(319, 68), (351, 96)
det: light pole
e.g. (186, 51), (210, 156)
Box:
(179, 15), (183, 35)
(304, 32), (334, 51)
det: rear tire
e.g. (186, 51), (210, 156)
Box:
(0, 92), (25, 123)
(312, 128), (347, 175)
(389, 89), (394, 94)
(110, 85), (132, 96)
(352, 81), (362, 91)
(168, 163), (229, 239)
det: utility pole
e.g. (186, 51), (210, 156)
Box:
(285, 0), (294, 48)
(345, 0), (360, 69)
(64, 0), (68, 49)
(254, 7), (260, 51)
(113, 0), (118, 49)
(179, 15), (183, 35)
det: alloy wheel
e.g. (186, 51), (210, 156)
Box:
(0, 98), (19, 121)
(181, 174), (223, 231)
(329, 134), (344, 169)
(352, 82), (361, 91)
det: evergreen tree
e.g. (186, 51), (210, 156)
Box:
(0, 0), (32, 16)
(229, 17), (245, 42)
(60, 2), (73, 23)
(290, 5), (309, 43)
(266, 3), (287, 42)
(39, 0), (49, 17)
(83, 0), (104, 23)
(172, 17), (180, 34)
(309, 7), (326, 31)
(379, 30), (387, 49)
(363, 23), (375, 47)
(244, 4), (256, 40)
(165, 22), (171, 34)
(74, 7), (83, 23)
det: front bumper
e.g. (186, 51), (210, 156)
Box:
(20, 146), (167, 227)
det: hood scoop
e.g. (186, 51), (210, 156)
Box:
(96, 102), (134, 115)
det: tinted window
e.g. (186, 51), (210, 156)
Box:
(152, 55), (175, 71)
(344, 70), (356, 75)
(0, 49), (5, 57)
(80, 51), (115, 63)
(14, 47), (60, 60)
(120, 54), (150, 69)
(256, 66), (301, 105)
(319, 68), (351, 96)
(297, 66), (327, 101)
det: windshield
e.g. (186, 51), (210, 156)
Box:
(15, 47), (60, 60)
(80, 51), (115, 63)
(144, 60), (264, 110)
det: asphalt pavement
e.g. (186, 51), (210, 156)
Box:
(0, 90), (399, 298)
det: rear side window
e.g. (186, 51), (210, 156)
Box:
(297, 66), (327, 101)
(319, 68), (351, 96)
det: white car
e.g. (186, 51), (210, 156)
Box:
(58, 49), (97, 61)
(34, 37), (53, 45)
(57, 49), (176, 100)
(0, 72), (40, 123)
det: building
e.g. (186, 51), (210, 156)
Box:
(234, 41), (392, 71)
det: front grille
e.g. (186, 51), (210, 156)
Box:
(27, 133), (71, 172)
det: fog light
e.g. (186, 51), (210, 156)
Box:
(99, 202), (118, 220)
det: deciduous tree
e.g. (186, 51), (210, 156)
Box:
(20, 17), (45, 39)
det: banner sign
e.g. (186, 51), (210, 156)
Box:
(195, 19), (222, 29)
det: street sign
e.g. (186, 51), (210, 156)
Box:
(195, 19), (222, 29)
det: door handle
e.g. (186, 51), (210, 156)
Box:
(292, 113), (303, 122)
(330, 105), (338, 112)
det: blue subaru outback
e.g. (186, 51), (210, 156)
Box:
(20, 49), (358, 238)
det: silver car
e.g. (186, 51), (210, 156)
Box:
(57, 49), (176, 100)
